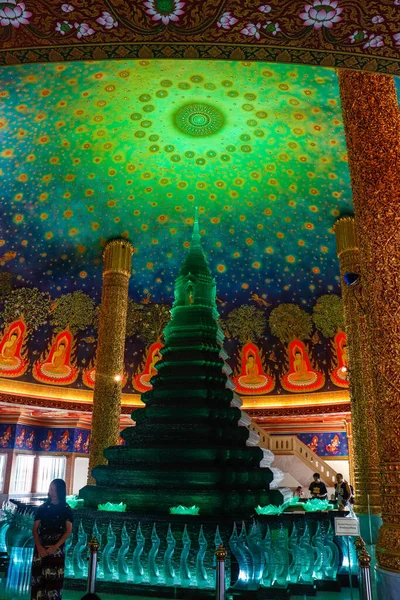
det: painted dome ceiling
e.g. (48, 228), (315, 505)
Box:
(0, 58), (356, 306)
(0, 59), (398, 400)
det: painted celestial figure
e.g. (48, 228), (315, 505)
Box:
(330, 332), (349, 388)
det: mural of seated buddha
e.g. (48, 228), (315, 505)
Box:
(0, 327), (23, 370)
(238, 351), (269, 388)
(0, 320), (27, 376)
(34, 330), (78, 385)
(41, 337), (72, 378)
(287, 347), (318, 386)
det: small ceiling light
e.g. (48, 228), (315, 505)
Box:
(114, 374), (122, 382)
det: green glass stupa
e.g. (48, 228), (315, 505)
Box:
(80, 210), (285, 516)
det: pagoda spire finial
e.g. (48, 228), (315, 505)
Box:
(191, 206), (201, 248)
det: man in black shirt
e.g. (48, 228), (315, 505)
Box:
(308, 472), (328, 499)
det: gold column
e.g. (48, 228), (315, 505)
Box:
(338, 70), (400, 571)
(88, 239), (133, 484)
(344, 418), (355, 489)
(334, 217), (380, 516)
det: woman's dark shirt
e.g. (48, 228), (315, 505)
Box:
(36, 501), (73, 538)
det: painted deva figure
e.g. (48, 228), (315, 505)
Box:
(31, 479), (73, 600)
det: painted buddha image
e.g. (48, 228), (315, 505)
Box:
(42, 336), (71, 377)
(34, 330), (78, 385)
(0, 321), (26, 374)
(287, 345), (318, 386)
(239, 350), (269, 387)
(140, 347), (162, 387)
(1, 331), (20, 364)
(330, 332), (349, 388)
(133, 341), (164, 392)
(282, 339), (324, 392)
(233, 342), (275, 395)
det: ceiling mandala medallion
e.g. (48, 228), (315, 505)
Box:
(173, 103), (224, 137)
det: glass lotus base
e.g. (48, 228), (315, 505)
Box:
(1, 502), (360, 598)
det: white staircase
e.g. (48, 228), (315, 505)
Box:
(248, 421), (338, 487)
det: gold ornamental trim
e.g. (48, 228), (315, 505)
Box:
(334, 217), (358, 257)
(0, 377), (144, 408)
(0, 378), (349, 411)
(241, 390), (349, 409)
(103, 239), (134, 277)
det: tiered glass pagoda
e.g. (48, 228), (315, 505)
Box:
(80, 211), (284, 516)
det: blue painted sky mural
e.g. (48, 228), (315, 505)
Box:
(0, 59), (397, 395)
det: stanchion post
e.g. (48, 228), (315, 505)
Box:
(87, 536), (100, 593)
(355, 535), (365, 554)
(358, 547), (373, 600)
(215, 543), (227, 600)
(355, 536), (373, 600)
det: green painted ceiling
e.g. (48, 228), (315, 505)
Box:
(0, 59), (358, 307)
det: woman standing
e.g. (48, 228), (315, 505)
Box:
(31, 479), (73, 600)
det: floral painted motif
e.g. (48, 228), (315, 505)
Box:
(96, 10), (118, 29)
(363, 33), (384, 48)
(0, 0), (399, 73)
(299, 0), (343, 30)
(240, 22), (261, 39)
(264, 21), (280, 35)
(0, 1), (31, 28)
(56, 20), (72, 34)
(74, 22), (94, 38)
(349, 29), (367, 43)
(217, 11), (238, 30)
(393, 32), (400, 45)
(144, 0), (185, 25)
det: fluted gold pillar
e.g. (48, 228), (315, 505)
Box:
(334, 217), (380, 516)
(88, 239), (133, 484)
(338, 70), (400, 571)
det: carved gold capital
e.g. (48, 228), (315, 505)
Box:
(334, 216), (357, 258)
(103, 238), (134, 277)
